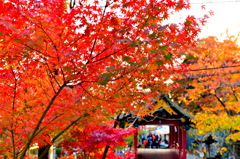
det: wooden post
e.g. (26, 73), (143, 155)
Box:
(176, 126), (180, 155)
(133, 128), (138, 159)
(173, 126), (177, 148)
(179, 127), (183, 159)
(169, 126), (174, 148)
(181, 128), (187, 159)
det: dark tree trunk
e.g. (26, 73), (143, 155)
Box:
(38, 145), (50, 159)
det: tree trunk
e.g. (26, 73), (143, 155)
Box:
(38, 145), (51, 159)
(102, 121), (118, 159)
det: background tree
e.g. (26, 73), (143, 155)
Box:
(0, 0), (207, 158)
(172, 36), (240, 156)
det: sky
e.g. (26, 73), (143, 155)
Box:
(87, 0), (240, 39)
(181, 0), (240, 38)
(149, 0), (240, 39)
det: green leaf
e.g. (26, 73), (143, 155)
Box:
(140, 57), (148, 62)
(129, 42), (137, 48)
(25, 39), (35, 44)
(153, 6), (160, 11)
(122, 56), (130, 62)
(118, 29), (126, 33)
(149, 32), (157, 39)
(138, 41), (144, 45)
(155, 60), (164, 66)
(155, 40), (162, 44)
(159, 45), (168, 50)
(150, 49), (156, 53)
(164, 52), (172, 61)
(63, 67), (71, 72)
(14, 39), (22, 42)
(97, 73), (115, 86)
(0, 32), (4, 36)
(75, 101), (81, 105)
(143, 22), (149, 27)
(186, 85), (195, 89)
(141, 69), (149, 73)
(114, 94), (120, 98)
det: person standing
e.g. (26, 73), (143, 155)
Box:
(229, 154), (235, 159)
(147, 133), (153, 148)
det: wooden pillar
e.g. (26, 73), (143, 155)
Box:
(133, 128), (138, 159)
(173, 126), (177, 148)
(179, 127), (183, 159)
(176, 126), (180, 155)
(169, 126), (174, 148)
(181, 127), (187, 159)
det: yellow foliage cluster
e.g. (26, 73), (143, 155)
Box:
(176, 36), (240, 143)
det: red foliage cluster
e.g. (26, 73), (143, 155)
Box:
(60, 124), (136, 158)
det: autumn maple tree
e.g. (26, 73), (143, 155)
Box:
(0, 0), (207, 158)
(172, 36), (240, 156)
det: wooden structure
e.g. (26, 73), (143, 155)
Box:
(234, 141), (240, 159)
(128, 94), (194, 159)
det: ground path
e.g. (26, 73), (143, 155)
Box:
(137, 149), (179, 159)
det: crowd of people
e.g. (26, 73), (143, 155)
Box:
(139, 133), (169, 149)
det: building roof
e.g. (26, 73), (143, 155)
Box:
(124, 94), (194, 129)
(158, 94), (194, 119)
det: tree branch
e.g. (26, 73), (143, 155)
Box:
(39, 114), (88, 159)
(35, 114), (64, 137)
(45, 62), (61, 89)
(214, 94), (232, 117)
(183, 70), (240, 81)
(79, 84), (120, 103)
(10, 67), (17, 158)
(92, 48), (125, 63)
(189, 64), (240, 72)
(10, 130), (16, 159)
(19, 83), (66, 159)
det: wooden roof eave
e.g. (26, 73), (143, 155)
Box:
(159, 94), (195, 119)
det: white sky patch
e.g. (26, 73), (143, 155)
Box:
(165, 0), (240, 39)
(164, 78), (174, 85)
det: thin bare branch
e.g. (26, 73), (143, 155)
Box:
(79, 84), (120, 103)
(45, 62), (61, 89)
(92, 48), (125, 63)
(35, 114), (64, 137)
(214, 94), (232, 117)
(189, 64), (240, 72)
